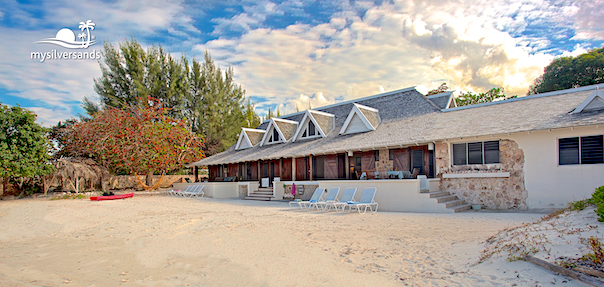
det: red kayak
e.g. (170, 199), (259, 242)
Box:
(90, 193), (134, 201)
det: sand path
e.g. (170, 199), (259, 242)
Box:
(0, 196), (585, 286)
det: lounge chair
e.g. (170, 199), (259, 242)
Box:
(288, 187), (325, 210)
(325, 187), (357, 211)
(311, 187), (340, 211)
(182, 185), (205, 198)
(346, 187), (378, 213)
(168, 184), (194, 196)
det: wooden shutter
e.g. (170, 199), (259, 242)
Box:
(282, 158), (292, 180)
(296, 157), (307, 180)
(324, 154), (338, 179)
(250, 161), (258, 180)
(361, 151), (375, 171)
(392, 149), (409, 171)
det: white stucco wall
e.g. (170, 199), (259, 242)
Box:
(509, 126), (604, 208)
(317, 179), (450, 213)
(447, 125), (604, 209)
(172, 182), (239, 198)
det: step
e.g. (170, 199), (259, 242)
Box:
(245, 195), (272, 201)
(445, 199), (467, 208)
(258, 187), (274, 192)
(451, 204), (472, 213)
(252, 191), (273, 196)
(436, 195), (458, 203)
(429, 191), (450, 198)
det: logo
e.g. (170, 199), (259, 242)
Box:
(36, 20), (96, 49)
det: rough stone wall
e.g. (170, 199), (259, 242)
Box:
(375, 148), (393, 178)
(284, 184), (318, 200)
(52, 175), (192, 192)
(436, 140), (528, 209)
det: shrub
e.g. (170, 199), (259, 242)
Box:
(590, 186), (604, 222)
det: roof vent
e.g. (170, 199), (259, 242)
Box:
(572, 89), (604, 114)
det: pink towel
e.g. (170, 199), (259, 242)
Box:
(292, 183), (296, 195)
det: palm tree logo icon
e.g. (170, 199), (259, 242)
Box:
(78, 20), (95, 48)
(35, 20), (97, 49)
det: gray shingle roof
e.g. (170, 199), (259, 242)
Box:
(310, 111), (335, 135)
(190, 84), (604, 166)
(244, 129), (265, 146)
(427, 92), (453, 109)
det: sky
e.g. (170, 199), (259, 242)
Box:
(0, 0), (603, 127)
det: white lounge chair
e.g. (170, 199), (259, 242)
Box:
(182, 185), (204, 198)
(312, 187), (340, 211)
(327, 187), (357, 212)
(168, 185), (194, 196)
(346, 187), (378, 214)
(288, 187), (325, 210)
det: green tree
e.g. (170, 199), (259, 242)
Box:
(92, 39), (188, 118)
(243, 98), (261, 128)
(63, 97), (205, 189)
(187, 52), (247, 155)
(529, 47), (604, 95)
(427, 83), (449, 96)
(456, 87), (514, 107)
(93, 39), (257, 155)
(0, 104), (55, 195)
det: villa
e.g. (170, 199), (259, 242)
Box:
(188, 84), (604, 212)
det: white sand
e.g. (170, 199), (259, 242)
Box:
(0, 196), (593, 286)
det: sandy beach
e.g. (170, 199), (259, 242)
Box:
(0, 195), (594, 286)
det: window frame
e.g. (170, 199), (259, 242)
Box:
(558, 135), (604, 165)
(451, 140), (500, 166)
(299, 119), (321, 140)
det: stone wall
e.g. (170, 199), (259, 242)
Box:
(375, 148), (393, 178)
(283, 184), (319, 201)
(436, 139), (528, 209)
(51, 175), (193, 192)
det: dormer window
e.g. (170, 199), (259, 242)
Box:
(260, 118), (298, 146)
(292, 110), (335, 142)
(301, 120), (317, 138)
(268, 128), (280, 143)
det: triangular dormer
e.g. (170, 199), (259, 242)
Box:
(292, 110), (335, 142)
(260, 118), (299, 146)
(572, 89), (604, 114)
(235, 128), (266, 150)
(427, 91), (457, 109)
(339, 103), (380, 135)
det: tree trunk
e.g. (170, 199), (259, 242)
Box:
(194, 166), (199, 182)
(1, 177), (7, 196)
(146, 170), (153, 188)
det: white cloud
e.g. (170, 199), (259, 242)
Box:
(572, 0), (604, 40)
(199, 0), (567, 112)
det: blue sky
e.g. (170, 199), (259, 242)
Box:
(0, 0), (602, 126)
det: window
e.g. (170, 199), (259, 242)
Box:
(268, 128), (280, 143)
(559, 135), (604, 165)
(300, 120), (318, 139)
(452, 141), (500, 165)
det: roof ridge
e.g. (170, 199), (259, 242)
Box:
(260, 86), (421, 124)
(443, 83), (604, 113)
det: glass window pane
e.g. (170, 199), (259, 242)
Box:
(452, 143), (467, 165)
(559, 137), (580, 165)
(484, 141), (500, 164)
(468, 142), (483, 164)
(309, 121), (316, 136)
(581, 136), (604, 164)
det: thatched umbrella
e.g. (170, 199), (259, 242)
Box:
(46, 158), (110, 194)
